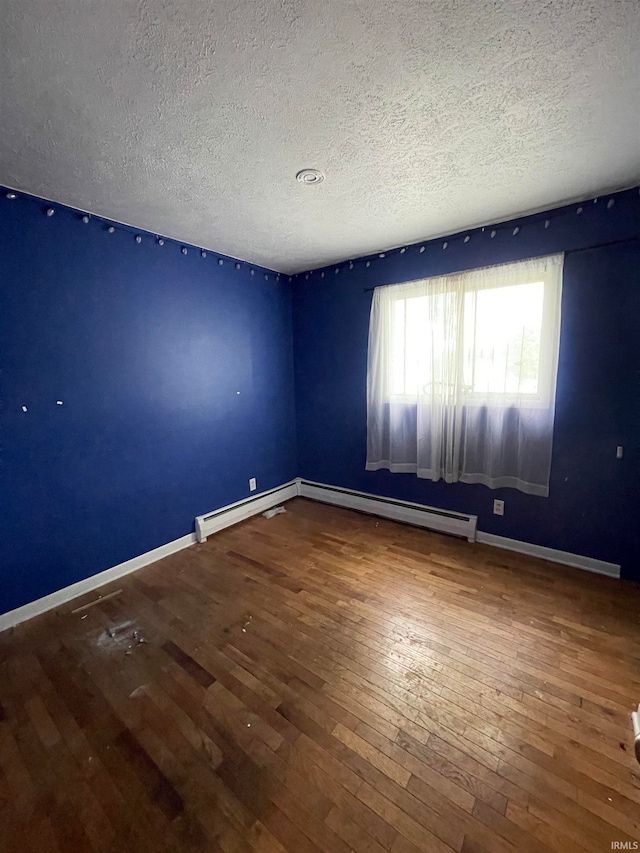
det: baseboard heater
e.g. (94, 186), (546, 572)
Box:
(298, 479), (477, 542)
(195, 480), (298, 543)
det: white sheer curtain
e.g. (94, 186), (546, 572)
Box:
(366, 254), (563, 496)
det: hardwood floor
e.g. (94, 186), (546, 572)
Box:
(1, 497), (639, 853)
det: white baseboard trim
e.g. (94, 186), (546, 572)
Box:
(2, 477), (620, 633)
(298, 478), (620, 579)
(475, 531), (620, 578)
(1, 479), (300, 633)
(298, 479), (477, 541)
(0, 532), (197, 634)
(195, 480), (299, 542)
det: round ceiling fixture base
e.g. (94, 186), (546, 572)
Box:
(296, 168), (324, 185)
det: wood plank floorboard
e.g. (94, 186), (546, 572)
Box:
(1, 497), (639, 852)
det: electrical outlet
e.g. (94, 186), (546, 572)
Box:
(249, 477), (256, 492)
(493, 499), (504, 516)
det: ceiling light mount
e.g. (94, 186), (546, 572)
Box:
(296, 168), (324, 185)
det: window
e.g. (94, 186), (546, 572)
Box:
(389, 266), (559, 406)
(366, 254), (563, 496)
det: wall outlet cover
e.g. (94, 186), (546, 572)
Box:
(493, 499), (504, 516)
(249, 478), (257, 491)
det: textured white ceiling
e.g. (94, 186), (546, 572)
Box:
(1, 1), (639, 274)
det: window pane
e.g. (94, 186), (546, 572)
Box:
(390, 298), (407, 394)
(392, 294), (448, 395)
(463, 281), (544, 395)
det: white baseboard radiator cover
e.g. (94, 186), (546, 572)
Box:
(195, 480), (298, 542)
(298, 479), (478, 542)
(1, 477), (621, 633)
(0, 480), (298, 633)
(299, 479), (620, 578)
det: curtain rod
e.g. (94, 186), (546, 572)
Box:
(362, 236), (640, 293)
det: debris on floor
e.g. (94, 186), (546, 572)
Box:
(71, 588), (123, 614)
(104, 621), (134, 640)
(125, 630), (147, 655)
(262, 506), (286, 519)
(100, 621), (147, 656)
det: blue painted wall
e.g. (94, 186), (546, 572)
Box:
(292, 188), (640, 580)
(1, 193), (297, 614)
(3, 185), (639, 616)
